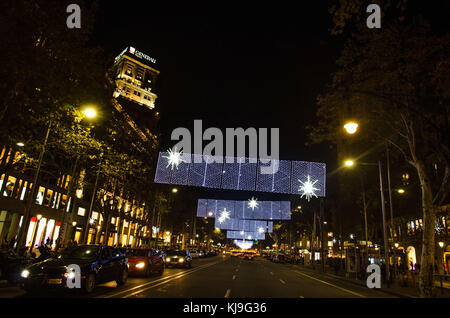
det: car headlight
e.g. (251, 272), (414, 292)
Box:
(178, 258), (184, 263)
(136, 262), (146, 269)
(21, 270), (30, 278)
(166, 258), (170, 262)
(64, 271), (76, 279)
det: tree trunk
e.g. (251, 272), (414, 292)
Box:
(416, 161), (436, 297)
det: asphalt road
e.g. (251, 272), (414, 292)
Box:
(18, 255), (398, 298)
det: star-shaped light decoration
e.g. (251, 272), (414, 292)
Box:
(162, 147), (185, 170)
(298, 175), (319, 202)
(247, 197), (259, 211)
(218, 208), (230, 223)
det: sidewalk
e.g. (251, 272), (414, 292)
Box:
(0, 280), (26, 298)
(293, 264), (450, 298)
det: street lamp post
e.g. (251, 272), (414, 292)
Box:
(343, 121), (390, 285)
(386, 146), (398, 279)
(378, 160), (391, 286)
(361, 178), (369, 267)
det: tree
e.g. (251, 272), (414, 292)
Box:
(310, 1), (449, 297)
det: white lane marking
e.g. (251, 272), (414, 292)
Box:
(102, 259), (224, 298)
(224, 289), (231, 298)
(293, 270), (366, 298)
(279, 279), (286, 284)
(232, 275), (236, 280)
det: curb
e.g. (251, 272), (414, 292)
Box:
(293, 265), (417, 298)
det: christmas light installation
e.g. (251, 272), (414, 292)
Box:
(154, 151), (326, 197)
(227, 230), (265, 240)
(248, 197), (259, 211)
(218, 208), (230, 223)
(298, 175), (319, 201)
(162, 147), (185, 170)
(234, 240), (253, 250)
(197, 199), (291, 220)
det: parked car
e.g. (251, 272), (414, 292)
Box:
(20, 245), (128, 294)
(127, 248), (164, 276)
(165, 250), (192, 268)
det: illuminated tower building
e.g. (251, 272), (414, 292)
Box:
(113, 46), (159, 109)
(111, 46), (160, 146)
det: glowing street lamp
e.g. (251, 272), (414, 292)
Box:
(344, 122), (359, 134)
(438, 242), (445, 248)
(83, 107), (97, 119)
(344, 160), (354, 167)
(397, 189), (405, 194)
(16, 142), (25, 147)
(172, 187), (178, 193)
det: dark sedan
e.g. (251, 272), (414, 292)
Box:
(164, 250), (192, 268)
(20, 245), (128, 294)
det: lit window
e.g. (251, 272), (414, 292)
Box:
(36, 187), (45, 205)
(77, 207), (86, 216)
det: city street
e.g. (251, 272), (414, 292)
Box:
(14, 256), (397, 298)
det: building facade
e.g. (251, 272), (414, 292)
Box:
(0, 46), (161, 251)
